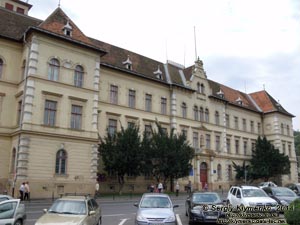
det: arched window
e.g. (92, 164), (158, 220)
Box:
(10, 148), (16, 173)
(217, 164), (222, 180)
(182, 102), (187, 118)
(55, 149), (67, 175)
(199, 107), (204, 121)
(193, 105), (199, 121)
(74, 65), (84, 87)
(215, 111), (220, 125)
(200, 83), (205, 94)
(205, 108), (209, 122)
(48, 58), (60, 81)
(0, 58), (3, 79)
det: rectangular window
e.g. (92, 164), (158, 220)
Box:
(161, 97), (167, 114)
(5, 3), (13, 10)
(110, 85), (118, 104)
(235, 139), (239, 154)
(215, 135), (221, 152)
(206, 134), (211, 149)
(226, 138), (231, 152)
(226, 114), (230, 128)
(243, 141), (247, 155)
(17, 100), (22, 126)
(145, 94), (152, 112)
(16, 7), (25, 14)
(250, 121), (254, 133)
(108, 119), (117, 136)
(242, 119), (247, 131)
(234, 116), (239, 129)
(257, 122), (261, 134)
(128, 90), (136, 108)
(70, 105), (82, 129)
(193, 132), (199, 148)
(44, 100), (57, 126)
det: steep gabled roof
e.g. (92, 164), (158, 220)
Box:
(0, 7), (41, 40)
(38, 7), (93, 46)
(250, 91), (294, 117)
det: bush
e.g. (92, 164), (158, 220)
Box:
(284, 199), (300, 225)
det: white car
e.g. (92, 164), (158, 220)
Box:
(0, 199), (26, 225)
(258, 182), (277, 188)
(227, 186), (278, 208)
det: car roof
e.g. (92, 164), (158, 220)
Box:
(60, 195), (90, 200)
(192, 192), (219, 195)
(231, 185), (259, 189)
(142, 193), (170, 198)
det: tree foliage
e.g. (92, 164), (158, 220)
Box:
(294, 131), (300, 157)
(98, 124), (142, 193)
(250, 136), (290, 181)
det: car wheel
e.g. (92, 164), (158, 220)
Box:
(14, 220), (23, 225)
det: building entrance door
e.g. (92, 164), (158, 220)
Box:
(200, 162), (208, 189)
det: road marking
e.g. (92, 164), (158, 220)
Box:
(119, 218), (129, 225)
(176, 214), (183, 225)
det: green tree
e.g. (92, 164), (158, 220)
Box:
(250, 136), (290, 181)
(98, 124), (142, 193)
(294, 131), (300, 156)
(142, 121), (194, 190)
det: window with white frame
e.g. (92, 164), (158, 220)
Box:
(110, 85), (118, 104)
(161, 97), (167, 114)
(48, 58), (60, 81)
(145, 94), (152, 112)
(55, 149), (67, 175)
(182, 102), (187, 118)
(74, 65), (84, 87)
(70, 105), (82, 129)
(108, 119), (117, 136)
(128, 90), (136, 108)
(193, 132), (199, 148)
(44, 100), (57, 126)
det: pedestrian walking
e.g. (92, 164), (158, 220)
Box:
(175, 182), (180, 196)
(24, 181), (30, 201)
(158, 182), (163, 193)
(187, 180), (192, 193)
(19, 182), (25, 201)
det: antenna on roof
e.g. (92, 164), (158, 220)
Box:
(194, 26), (198, 61)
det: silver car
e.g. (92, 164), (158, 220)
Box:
(0, 195), (13, 202)
(35, 195), (102, 225)
(134, 193), (178, 225)
(0, 199), (26, 225)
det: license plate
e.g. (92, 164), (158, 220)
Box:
(206, 216), (217, 219)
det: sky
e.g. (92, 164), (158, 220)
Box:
(27, 0), (300, 131)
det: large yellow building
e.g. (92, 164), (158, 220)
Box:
(0, 1), (297, 198)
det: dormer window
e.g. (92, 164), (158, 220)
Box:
(122, 55), (132, 70)
(236, 97), (243, 105)
(63, 21), (73, 37)
(153, 66), (163, 80)
(217, 90), (224, 98)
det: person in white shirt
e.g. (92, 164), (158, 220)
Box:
(158, 182), (163, 193)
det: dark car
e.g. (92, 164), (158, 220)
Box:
(285, 183), (300, 196)
(262, 187), (299, 206)
(185, 192), (225, 224)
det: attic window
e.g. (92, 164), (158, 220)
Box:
(153, 66), (163, 80)
(122, 55), (132, 70)
(217, 90), (224, 98)
(236, 97), (243, 105)
(63, 21), (73, 37)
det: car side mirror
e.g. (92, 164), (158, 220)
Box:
(134, 203), (138, 207)
(43, 209), (48, 213)
(89, 210), (96, 216)
(173, 204), (179, 208)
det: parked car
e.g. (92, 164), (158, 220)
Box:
(285, 183), (300, 196)
(185, 192), (225, 224)
(262, 186), (299, 206)
(0, 195), (13, 202)
(134, 193), (178, 225)
(35, 194), (101, 225)
(0, 199), (26, 225)
(227, 186), (278, 209)
(258, 181), (277, 188)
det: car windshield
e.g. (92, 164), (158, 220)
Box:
(192, 193), (220, 203)
(49, 200), (86, 215)
(0, 197), (9, 202)
(140, 196), (171, 208)
(242, 189), (268, 197)
(273, 188), (297, 197)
